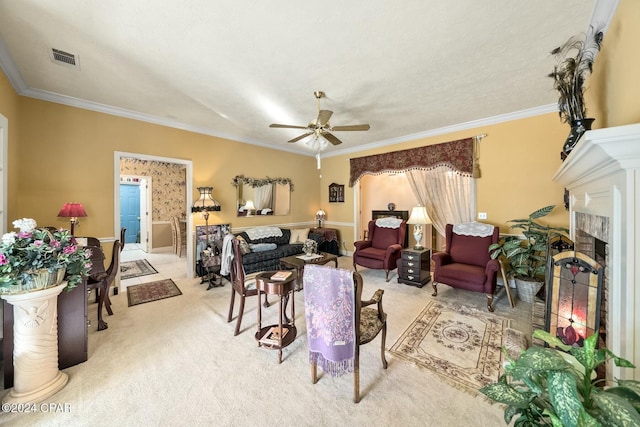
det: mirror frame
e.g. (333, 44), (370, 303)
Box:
(232, 175), (294, 217)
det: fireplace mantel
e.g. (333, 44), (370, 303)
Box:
(554, 123), (640, 381)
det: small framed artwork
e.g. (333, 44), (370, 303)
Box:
(329, 183), (344, 203)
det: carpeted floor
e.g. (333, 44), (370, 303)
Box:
(390, 300), (510, 398)
(120, 259), (158, 280)
(0, 254), (533, 426)
(126, 278), (182, 306)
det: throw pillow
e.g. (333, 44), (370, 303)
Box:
(236, 235), (251, 255)
(249, 243), (277, 253)
(289, 228), (310, 244)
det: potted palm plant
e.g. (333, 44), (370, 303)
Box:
(549, 25), (604, 160)
(489, 205), (568, 303)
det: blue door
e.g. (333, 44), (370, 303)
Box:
(120, 184), (140, 243)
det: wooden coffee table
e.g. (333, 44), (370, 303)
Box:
(279, 252), (339, 291)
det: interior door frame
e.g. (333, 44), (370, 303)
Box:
(119, 175), (152, 252)
(0, 113), (7, 235)
(114, 151), (194, 278)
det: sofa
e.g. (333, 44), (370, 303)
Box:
(235, 227), (318, 274)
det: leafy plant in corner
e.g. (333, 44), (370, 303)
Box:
(480, 330), (640, 426)
(489, 205), (568, 281)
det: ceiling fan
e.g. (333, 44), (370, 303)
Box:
(269, 91), (370, 146)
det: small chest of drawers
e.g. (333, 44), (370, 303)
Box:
(397, 248), (431, 288)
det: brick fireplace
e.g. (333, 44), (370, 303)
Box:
(553, 123), (640, 381)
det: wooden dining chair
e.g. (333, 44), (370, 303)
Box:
(86, 240), (121, 330)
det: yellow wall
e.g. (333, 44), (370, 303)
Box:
(588, 0), (640, 128)
(0, 69), (20, 228)
(320, 113), (571, 250)
(11, 96), (319, 239)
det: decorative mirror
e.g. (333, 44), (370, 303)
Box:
(232, 175), (293, 217)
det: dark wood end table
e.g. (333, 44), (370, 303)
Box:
(255, 271), (298, 364)
(279, 252), (339, 291)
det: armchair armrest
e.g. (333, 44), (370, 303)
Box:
(385, 243), (402, 256)
(431, 251), (451, 267)
(354, 240), (373, 251)
(485, 258), (500, 274)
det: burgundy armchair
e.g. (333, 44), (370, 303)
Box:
(431, 223), (500, 312)
(353, 219), (406, 282)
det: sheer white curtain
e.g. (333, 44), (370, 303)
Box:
(406, 166), (475, 237)
(253, 184), (273, 210)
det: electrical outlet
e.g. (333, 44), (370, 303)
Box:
(478, 212), (487, 220)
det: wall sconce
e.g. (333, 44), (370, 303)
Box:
(315, 209), (326, 228)
(243, 200), (256, 217)
(191, 186), (221, 247)
(407, 205), (431, 250)
(57, 202), (88, 235)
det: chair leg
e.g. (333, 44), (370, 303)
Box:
(486, 294), (495, 312)
(354, 345), (360, 403)
(96, 281), (108, 331)
(431, 282), (438, 297)
(385, 270), (390, 282)
(104, 290), (113, 315)
(227, 289), (236, 323)
(234, 295), (246, 336)
(381, 322), (388, 369)
(353, 262), (358, 272)
(311, 361), (318, 384)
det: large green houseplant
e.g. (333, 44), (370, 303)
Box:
(489, 205), (568, 302)
(480, 330), (640, 426)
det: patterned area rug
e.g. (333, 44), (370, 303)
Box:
(120, 259), (158, 280)
(127, 279), (182, 307)
(390, 300), (510, 398)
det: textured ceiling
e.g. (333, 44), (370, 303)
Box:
(0, 0), (609, 157)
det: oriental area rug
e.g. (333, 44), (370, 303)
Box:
(127, 279), (182, 307)
(120, 259), (158, 280)
(390, 300), (510, 398)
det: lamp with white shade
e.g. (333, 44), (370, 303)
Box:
(315, 209), (326, 228)
(407, 206), (431, 250)
(243, 200), (256, 217)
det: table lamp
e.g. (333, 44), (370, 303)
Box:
(243, 200), (256, 217)
(407, 205), (431, 250)
(191, 186), (221, 247)
(57, 202), (88, 235)
(315, 209), (326, 228)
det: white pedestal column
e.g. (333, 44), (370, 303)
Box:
(1, 282), (68, 404)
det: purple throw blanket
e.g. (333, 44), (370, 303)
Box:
(303, 264), (355, 377)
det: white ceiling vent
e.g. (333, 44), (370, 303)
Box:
(49, 48), (80, 70)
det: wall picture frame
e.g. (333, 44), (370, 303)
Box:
(329, 183), (344, 203)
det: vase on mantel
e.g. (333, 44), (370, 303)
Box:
(1, 282), (68, 404)
(561, 118), (595, 161)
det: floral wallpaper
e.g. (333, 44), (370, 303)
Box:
(120, 158), (186, 221)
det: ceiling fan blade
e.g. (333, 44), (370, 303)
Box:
(269, 124), (309, 130)
(331, 124), (370, 132)
(317, 110), (333, 127)
(322, 132), (343, 145)
(288, 132), (313, 143)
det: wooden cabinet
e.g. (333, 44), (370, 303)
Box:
(3, 283), (87, 388)
(397, 248), (431, 287)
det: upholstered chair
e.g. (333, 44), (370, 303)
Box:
(303, 264), (387, 403)
(353, 219), (406, 282)
(431, 222), (500, 312)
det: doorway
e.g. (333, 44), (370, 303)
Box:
(119, 176), (151, 252)
(114, 151), (194, 278)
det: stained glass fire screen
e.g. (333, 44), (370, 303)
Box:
(545, 251), (603, 347)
